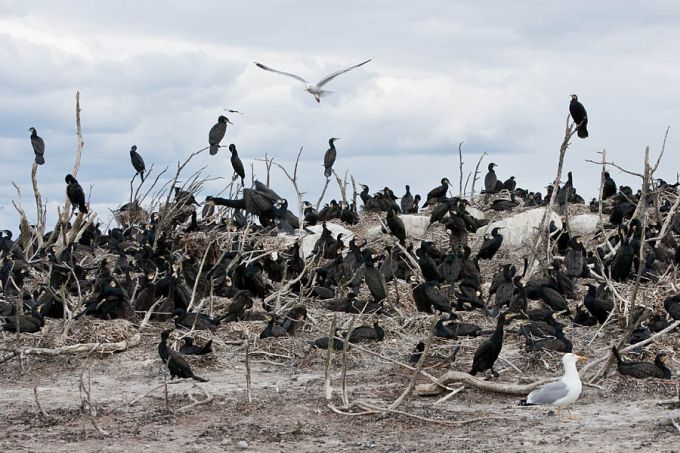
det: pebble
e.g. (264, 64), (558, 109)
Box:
(237, 440), (249, 449)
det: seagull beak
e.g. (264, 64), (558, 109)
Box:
(576, 355), (587, 362)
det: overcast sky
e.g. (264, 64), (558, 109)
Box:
(1, 1), (679, 233)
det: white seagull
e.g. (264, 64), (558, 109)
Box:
(522, 353), (586, 419)
(254, 58), (372, 103)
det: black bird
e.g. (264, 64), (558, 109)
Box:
(412, 280), (452, 314)
(612, 347), (671, 379)
(65, 174), (88, 214)
(173, 307), (220, 332)
(401, 185), (414, 213)
(524, 322), (572, 353)
(503, 176), (516, 192)
(484, 163), (498, 194)
(129, 145), (146, 181)
(208, 115), (231, 155)
(386, 206), (406, 244)
(409, 341), (425, 364)
(602, 172), (617, 200)
(477, 227), (503, 260)
(29, 127), (45, 165)
(583, 284), (613, 324)
(569, 94), (588, 138)
(2, 302), (44, 333)
(611, 228), (634, 282)
(348, 321), (385, 343)
(260, 317), (288, 338)
(180, 337), (213, 355)
(229, 144), (246, 185)
(422, 178), (450, 208)
(539, 286), (571, 314)
(324, 137), (339, 178)
(312, 332), (345, 350)
(664, 294), (680, 320)
(469, 312), (517, 377)
(158, 330), (209, 382)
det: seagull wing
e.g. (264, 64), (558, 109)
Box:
(316, 58), (372, 87)
(254, 62), (308, 84)
(526, 380), (569, 405)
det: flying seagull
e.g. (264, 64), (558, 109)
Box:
(254, 58), (372, 103)
(224, 109), (244, 115)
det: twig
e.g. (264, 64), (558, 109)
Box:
(245, 340), (252, 403)
(324, 315), (337, 401)
(33, 387), (49, 417)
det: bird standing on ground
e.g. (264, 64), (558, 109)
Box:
(158, 330), (208, 382)
(129, 145), (146, 182)
(469, 312), (517, 377)
(209, 115), (231, 155)
(422, 178), (450, 208)
(254, 58), (372, 103)
(29, 127), (45, 165)
(229, 144), (245, 186)
(569, 94), (588, 138)
(521, 353), (586, 419)
(324, 138), (339, 178)
(65, 174), (88, 214)
(401, 185), (414, 213)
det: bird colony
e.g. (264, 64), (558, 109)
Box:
(2, 66), (680, 448)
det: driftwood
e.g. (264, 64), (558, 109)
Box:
(415, 371), (550, 397)
(1, 333), (141, 358)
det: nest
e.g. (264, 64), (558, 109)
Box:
(39, 318), (139, 349)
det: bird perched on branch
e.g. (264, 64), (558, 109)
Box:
(228, 144), (245, 186)
(65, 174), (88, 214)
(324, 137), (339, 178)
(254, 58), (372, 103)
(569, 94), (588, 138)
(208, 115), (231, 155)
(129, 145), (146, 182)
(28, 127), (45, 165)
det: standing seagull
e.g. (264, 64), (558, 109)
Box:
(254, 58), (372, 103)
(569, 94), (588, 138)
(28, 127), (45, 165)
(208, 115), (232, 155)
(229, 144), (245, 186)
(521, 353), (586, 419)
(324, 137), (339, 178)
(65, 174), (88, 215)
(129, 145), (146, 182)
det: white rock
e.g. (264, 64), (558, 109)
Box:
(400, 214), (431, 238)
(466, 207), (486, 221)
(569, 214), (600, 236)
(299, 222), (354, 259)
(237, 440), (249, 449)
(475, 207), (562, 250)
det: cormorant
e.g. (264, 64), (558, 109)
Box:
(603, 172), (616, 200)
(2, 302), (44, 333)
(583, 284), (613, 324)
(129, 145), (145, 181)
(180, 337), (213, 355)
(469, 312), (517, 377)
(208, 115), (231, 155)
(569, 94), (588, 138)
(158, 330), (209, 382)
(476, 227), (503, 260)
(412, 280), (452, 314)
(503, 176), (516, 192)
(324, 137), (339, 178)
(409, 341), (425, 364)
(348, 321), (385, 343)
(612, 347), (671, 379)
(611, 227), (634, 282)
(386, 206), (406, 244)
(29, 127), (45, 165)
(229, 144), (246, 186)
(65, 174), (88, 214)
(664, 294), (680, 320)
(484, 163), (498, 194)
(539, 286), (571, 314)
(422, 178), (450, 208)
(172, 307), (220, 332)
(401, 185), (414, 213)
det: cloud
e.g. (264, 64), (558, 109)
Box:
(0, 1), (679, 235)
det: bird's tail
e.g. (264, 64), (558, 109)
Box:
(209, 145), (219, 155)
(35, 155), (45, 165)
(324, 167), (332, 178)
(201, 340), (213, 354)
(192, 374), (209, 382)
(611, 346), (622, 364)
(577, 126), (589, 138)
(79, 204), (89, 214)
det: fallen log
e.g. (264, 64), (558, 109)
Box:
(415, 370), (551, 397)
(1, 333), (141, 360)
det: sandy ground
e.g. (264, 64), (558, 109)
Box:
(1, 327), (679, 453)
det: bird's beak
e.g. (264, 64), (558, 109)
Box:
(227, 119), (233, 124)
(576, 355), (587, 362)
